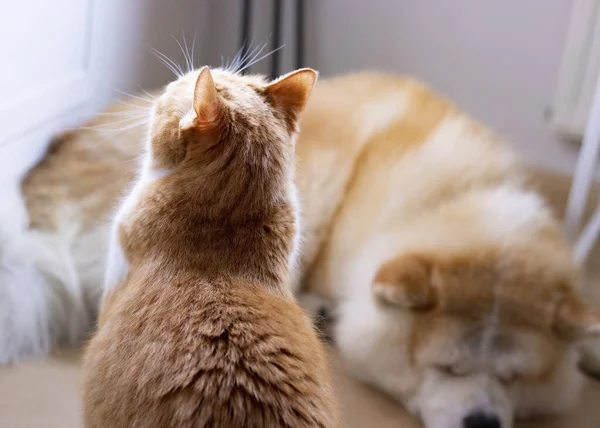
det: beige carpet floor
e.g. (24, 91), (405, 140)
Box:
(2, 169), (600, 428)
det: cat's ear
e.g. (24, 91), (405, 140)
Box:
(264, 68), (318, 127)
(193, 66), (222, 128)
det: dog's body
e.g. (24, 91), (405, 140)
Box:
(2, 72), (597, 427)
(300, 75), (592, 428)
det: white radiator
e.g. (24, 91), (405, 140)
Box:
(552, 0), (600, 139)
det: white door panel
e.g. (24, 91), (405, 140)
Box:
(0, 0), (93, 144)
(0, 0), (209, 183)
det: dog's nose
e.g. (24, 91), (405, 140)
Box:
(463, 412), (501, 428)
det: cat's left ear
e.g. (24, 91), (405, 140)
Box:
(192, 66), (222, 129)
(265, 68), (318, 127)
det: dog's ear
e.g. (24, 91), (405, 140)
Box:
(372, 254), (436, 309)
(553, 292), (600, 340)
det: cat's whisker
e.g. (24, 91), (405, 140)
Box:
(228, 51), (241, 72)
(190, 31), (197, 70)
(153, 46), (185, 76)
(171, 34), (192, 73)
(86, 113), (148, 125)
(76, 116), (149, 131)
(151, 52), (182, 78)
(238, 45), (285, 74)
(83, 120), (150, 147)
(230, 42), (253, 72)
(228, 42), (265, 73)
(75, 122), (148, 149)
(181, 30), (194, 71)
(240, 42), (268, 71)
(89, 116), (149, 127)
(94, 111), (149, 118)
(117, 154), (148, 164)
(148, 46), (184, 77)
(247, 41), (271, 66)
(137, 85), (157, 101)
(228, 42), (251, 72)
(230, 36), (253, 70)
(227, 38), (262, 73)
(112, 88), (155, 104)
(118, 99), (154, 110)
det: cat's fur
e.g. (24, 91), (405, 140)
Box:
(82, 67), (338, 427)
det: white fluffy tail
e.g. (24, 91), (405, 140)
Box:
(0, 178), (90, 364)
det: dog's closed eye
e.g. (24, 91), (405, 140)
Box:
(496, 370), (519, 385)
(436, 364), (470, 377)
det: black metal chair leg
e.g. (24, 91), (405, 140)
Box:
(296, 0), (305, 69)
(239, 0), (252, 74)
(270, 0), (283, 79)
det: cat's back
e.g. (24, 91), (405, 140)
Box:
(83, 271), (337, 428)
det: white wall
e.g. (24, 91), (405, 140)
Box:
(87, 0), (210, 112)
(200, 0), (301, 76)
(2, 1), (580, 180)
(302, 0), (579, 173)
(203, 0), (580, 174)
(0, 0), (210, 181)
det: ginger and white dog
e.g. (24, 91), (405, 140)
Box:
(2, 72), (598, 428)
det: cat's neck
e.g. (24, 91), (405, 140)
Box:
(181, 141), (292, 221)
(129, 200), (296, 291)
(121, 153), (297, 291)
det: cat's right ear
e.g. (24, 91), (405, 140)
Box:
(265, 68), (318, 128)
(192, 66), (222, 130)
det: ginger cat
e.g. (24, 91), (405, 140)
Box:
(82, 66), (338, 427)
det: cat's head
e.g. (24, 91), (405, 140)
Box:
(147, 66), (318, 172)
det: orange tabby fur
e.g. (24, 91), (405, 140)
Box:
(82, 67), (338, 428)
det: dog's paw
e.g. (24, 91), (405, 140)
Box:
(579, 339), (600, 380)
(297, 292), (336, 343)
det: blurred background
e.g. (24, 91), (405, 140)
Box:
(3, 2), (600, 427)
(0, 0), (595, 183)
